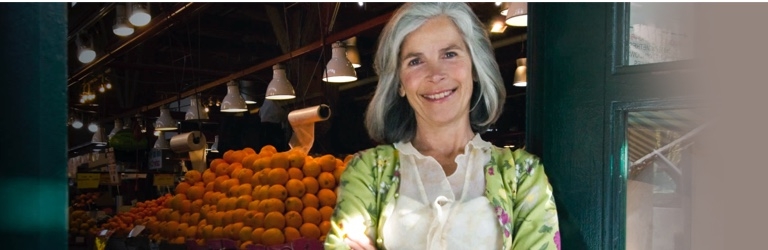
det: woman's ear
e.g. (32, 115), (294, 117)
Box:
(399, 86), (406, 97)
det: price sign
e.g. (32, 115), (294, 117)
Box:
(108, 164), (120, 184)
(153, 174), (174, 187)
(148, 148), (163, 170)
(77, 173), (101, 189)
(106, 148), (116, 165)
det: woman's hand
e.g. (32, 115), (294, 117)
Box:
(344, 232), (377, 250)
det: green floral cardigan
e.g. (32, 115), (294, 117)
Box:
(324, 145), (560, 250)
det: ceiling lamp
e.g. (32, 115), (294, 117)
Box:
(513, 58), (527, 87)
(220, 80), (248, 112)
(154, 131), (170, 149)
(87, 122), (99, 133)
(113, 4), (135, 36)
(265, 64), (296, 100)
(344, 37), (361, 68)
(128, 3), (151, 27)
(505, 2), (528, 27)
(92, 127), (107, 146)
(76, 34), (96, 63)
(209, 135), (220, 153)
(239, 80), (258, 104)
(185, 94), (209, 120)
(72, 118), (83, 129)
(108, 119), (123, 139)
(322, 41), (357, 83)
(155, 105), (178, 131)
(490, 16), (507, 33)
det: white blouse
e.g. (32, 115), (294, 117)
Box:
(382, 134), (502, 250)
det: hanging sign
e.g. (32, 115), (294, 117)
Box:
(77, 173), (101, 189)
(153, 174), (174, 187)
(108, 164), (120, 184)
(106, 148), (116, 165)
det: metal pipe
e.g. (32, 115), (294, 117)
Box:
(107, 10), (395, 122)
(68, 3), (210, 87)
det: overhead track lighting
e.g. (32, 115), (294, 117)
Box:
(513, 58), (527, 87)
(155, 105), (178, 131)
(323, 41), (357, 83)
(113, 4), (135, 36)
(220, 81), (248, 112)
(185, 94), (209, 120)
(154, 131), (170, 149)
(265, 64), (296, 100)
(505, 2), (528, 27)
(128, 3), (151, 27)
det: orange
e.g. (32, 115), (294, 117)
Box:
(247, 200), (260, 211)
(317, 154), (337, 172)
(319, 221), (331, 235)
(240, 241), (254, 250)
(284, 197), (304, 213)
(343, 154), (354, 164)
(226, 162), (243, 176)
(175, 182), (191, 196)
(267, 185), (288, 200)
(202, 169), (217, 184)
(222, 211), (234, 225)
(261, 228), (284, 246)
(250, 227), (265, 244)
(231, 150), (246, 164)
(270, 152), (290, 169)
(301, 193), (320, 209)
(287, 151), (306, 169)
(185, 170), (202, 184)
(285, 179), (306, 198)
(284, 226), (301, 242)
(242, 154), (259, 171)
(263, 211), (286, 230)
(239, 226), (254, 242)
(231, 209), (247, 223)
(319, 206), (334, 221)
(209, 158), (226, 172)
(222, 179), (240, 194)
(302, 160), (321, 178)
(215, 162), (230, 176)
(301, 207), (322, 225)
(284, 211), (303, 229)
(302, 177), (319, 195)
(236, 168), (254, 185)
(188, 212), (201, 225)
(186, 186), (205, 200)
(223, 150), (236, 163)
(205, 182), (215, 193)
(242, 147), (257, 156)
(287, 168), (304, 180)
(252, 212), (265, 228)
(212, 226), (225, 238)
(299, 223), (321, 240)
(260, 145), (278, 156)
(235, 195), (253, 209)
(268, 168), (289, 185)
(253, 158), (271, 171)
(214, 175), (230, 192)
(259, 168), (272, 184)
(318, 189), (337, 208)
(317, 172), (336, 190)
(255, 185), (270, 200)
(333, 166), (346, 185)
(237, 183), (253, 197)
(258, 198), (285, 214)
(230, 222), (245, 240)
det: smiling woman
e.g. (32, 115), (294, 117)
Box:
(325, 3), (560, 250)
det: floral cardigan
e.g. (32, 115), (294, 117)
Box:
(324, 144), (561, 250)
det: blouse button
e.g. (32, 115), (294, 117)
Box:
(376, 238), (383, 244)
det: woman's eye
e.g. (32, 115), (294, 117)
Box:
(444, 51), (458, 58)
(407, 58), (421, 66)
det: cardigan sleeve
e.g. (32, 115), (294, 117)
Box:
(509, 149), (561, 250)
(325, 148), (382, 250)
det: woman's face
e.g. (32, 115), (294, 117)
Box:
(399, 16), (474, 130)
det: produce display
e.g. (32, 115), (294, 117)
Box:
(93, 145), (350, 249)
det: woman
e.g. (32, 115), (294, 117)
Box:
(325, 3), (560, 250)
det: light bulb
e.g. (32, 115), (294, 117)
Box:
(106, 83), (112, 89)
(204, 107), (209, 112)
(88, 123), (98, 133)
(72, 120), (83, 129)
(99, 85), (106, 93)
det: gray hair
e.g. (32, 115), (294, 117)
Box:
(364, 2), (506, 144)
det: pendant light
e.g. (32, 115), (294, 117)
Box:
(154, 131), (170, 149)
(209, 135), (220, 153)
(322, 41), (357, 83)
(87, 122), (99, 133)
(72, 117), (83, 129)
(185, 94), (209, 120)
(155, 105), (178, 131)
(344, 37), (361, 68)
(128, 2), (151, 27)
(505, 2), (528, 27)
(220, 80), (248, 112)
(113, 4), (135, 36)
(92, 127), (107, 146)
(513, 58), (527, 87)
(265, 64), (296, 100)
(108, 119), (123, 139)
(76, 34), (96, 63)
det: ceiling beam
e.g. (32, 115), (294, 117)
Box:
(105, 10), (395, 123)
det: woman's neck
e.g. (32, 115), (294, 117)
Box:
(411, 122), (475, 175)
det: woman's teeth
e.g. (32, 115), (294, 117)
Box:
(423, 89), (454, 100)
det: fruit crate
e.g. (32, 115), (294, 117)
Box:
(182, 238), (323, 250)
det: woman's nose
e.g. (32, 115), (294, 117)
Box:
(428, 62), (446, 83)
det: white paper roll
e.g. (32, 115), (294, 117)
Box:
(170, 131), (207, 153)
(288, 104), (331, 154)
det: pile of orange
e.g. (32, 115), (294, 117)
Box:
(141, 145), (350, 248)
(98, 193), (171, 237)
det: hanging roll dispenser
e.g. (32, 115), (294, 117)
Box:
(287, 104), (331, 154)
(169, 131), (207, 172)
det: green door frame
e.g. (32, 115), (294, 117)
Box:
(0, 3), (68, 249)
(528, 3), (694, 249)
